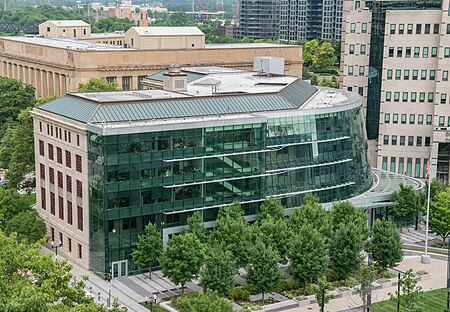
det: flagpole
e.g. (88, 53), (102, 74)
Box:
(422, 157), (432, 264)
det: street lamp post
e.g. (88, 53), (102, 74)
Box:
(51, 240), (62, 258)
(146, 294), (157, 312)
(107, 269), (112, 308)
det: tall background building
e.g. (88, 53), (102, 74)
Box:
(238, 0), (281, 39)
(340, 0), (449, 181)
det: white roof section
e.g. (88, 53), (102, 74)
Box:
(75, 90), (188, 103)
(129, 27), (204, 36)
(206, 43), (294, 49)
(42, 20), (90, 27)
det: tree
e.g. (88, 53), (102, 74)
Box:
(330, 201), (368, 240)
(210, 201), (252, 268)
(303, 39), (320, 68)
(367, 220), (403, 270)
(313, 276), (333, 311)
(390, 269), (422, 312)
(257, 216), (290, 261)
(429, 190), (450, 245)
(5, 210), (46, 243)
(258, 197), (285, 221)
(160, 232), (206, 294)
(245, 237), (282, 303)
(200, 244), (236, 295)
(172, 290), (233, 312)
(287, 224), (328, 287)
(330, 222), (365, 280)
(77, 78), (119, 93)
(391, 184), (421, 228)
(289, 195), (331, 239)
(0, 187), (31, 226)
(187, 211), (207, 243)
(355, 265), (376, 311)
(314, 41), (337, 69)
(91, 17), (133, 33)
(319, 76), (339, 88)
(132, 223), (163, 279)
(0, 77), (35, 140)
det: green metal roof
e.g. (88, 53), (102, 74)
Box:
(147, 70), (205, 83)
(37, 79), (318, 124)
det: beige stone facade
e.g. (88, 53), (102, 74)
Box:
(39, 20), (91, 39)
(341, 0), (450, 181)
(124, 27), (205, 49)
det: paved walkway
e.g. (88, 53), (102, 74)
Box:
(401, 228), (439, 245)
(283, 255), (447, 312)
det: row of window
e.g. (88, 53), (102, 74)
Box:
(349, 44), (367, 55)
(349, 22), (368, 34)
(42, 187), (83, 232)
(389, 23), (445, 35)
(386, 69), (448, 81)
(40, 121), (80, 147)
(50, 227), (82, 259)
(39, 164), (83, 198)
(387, 46), (441, 58)
(347, 65), (366, 76)
(382, 135), (431, 147)
(384, 91), (448, 104)
(384, 113), (433, 125)
(381, 157), (428, 179)
(38, 141), (82, 173)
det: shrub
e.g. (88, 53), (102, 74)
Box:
(276, 279), (299, 292)
(228, 287), (251, 301)
(172, 290), (233, 312)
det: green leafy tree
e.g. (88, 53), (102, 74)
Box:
(200, 244), (236, 295)
(210, 201), (252, 268)
(245, 237), (282, 303)
(91, 17), (133, 33)
(319, 76), (339, 88)
(187, 211), (207, 243)
(257, 216), (290, 261)
(331, 201), (369, 240)
(314, 276), (333, 311)
(172, 290), (233, 312)
(429, 190), (450, 245)
(258, 196), (285, 221)
(390, 269), (422, 312)
(314, 41), (337, 69)
(330, 222), (365, 280)
(0, 187), (31, 226)
(0, 77), (35, 140)
(77, 78), (119, 93)
(289, 195), (331, 239)
(367, 220), (403, 270)
(391, 184), (421, 228)
(160, 232), (206, 294)
(5, 210), (46, 243)
(355, 265), (376, 311)
(303, 39), (320, 67)
(153, 12), (192, 26)
(132, 223), (163, 279)
(287, 224), (328, 287)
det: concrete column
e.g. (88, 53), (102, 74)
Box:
(47, 71), (54, 97)
(35, 69), (41, 98)
(53, 73), (60, 96)
(59, 74), (66, 95)
(18, 65), (23, 82)
(116, 77), (123, 90)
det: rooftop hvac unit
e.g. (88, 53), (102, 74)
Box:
(253, 56), (285, 76)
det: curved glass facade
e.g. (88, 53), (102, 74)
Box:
(88, 102), (372, 275)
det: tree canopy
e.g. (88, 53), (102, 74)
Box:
(77, 78), (120, 93)
(367, 220), (403, 270)
(200, 244), (236, 295)
(429, 190), (450, 244)
(172, 290), (233, 312)
(391, 184), (421, 228)
(131, 223), (163, 278)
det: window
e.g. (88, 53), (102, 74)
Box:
(401, 114), (407, 124)
(393, 114), (398, 123)
(57, 147), (62, 164)
(394, 92), (400, 102)
(448, 117), (450, 127)
(362, 23), (367, 33)
(399, 158), (405, 174)
(68, 238), (72, 252)
(77, 206), (83, 231)
(415, 159), (421, 178)
(77, 180), (82, 198)
(57, 171), (63, 188)
(67, 201), (72, 225)
(359, 66), (365, 76)
(77, 135), (80, 146)
(382, 157), (388, 170)
(76, 155), (82, 173)
(430, 70), (436, 80)
(40, 164), (45, 180)
(48, 144), (54, 160)
(358, 87), (364, 96)
(414, 47), (420, 58)
(433, 23), (440, 34)
(405, 47), (411, 58)
(412, 70), (418, 80)
(65, 151), (71, 168)
(392, 135), (397, 145)
(416, 24), (422, 34)
(408, 136), (414, 146)
(425, 24), (431, 34)
(395, 69), (401, 80)
(349, 44), (355, 54)
(390, 24), (396, 34)
(388, 47), (394, 57)
(383, 135), (389, 145)
(49, 168), (54, 184)
(402, 92), (408, 102)
(390, 157), (396, 172)
(78, 244), (82, 259)
(423, 47), (429, 58)
(350, 23), (356, 33)
(384, 113), (390, 123)
(428, 92), (434, 103)
(409, 114), (415, 124)
(448, 24), (450, 34)
(50, 192), (55, 215)
(426, 115), (432, 125)
(41, 187), (46, 210)
(39, 140), (44, 156)
(418, 114), (424, 124)
(444, 47), (450, 58)
(404, 69), (410, 80)
(58, 196), (64, 220)
(411, 92), (417, 102)
(348, 87), (353, 92)
(443, 71), (449, 81)
(348, 66), (354, 75)
(400, 136), (405, 146)
(441, 93), (448, 104)
(360, 44), (366, 54)
(399, 24), (404, 34)
(439, 116), (445, 126)
(407, 24), (413, 34)
(431, 47), (437, 57)
(386, 92), (392, 101)
(387, 69), (393, 79)
(421, 70), (427, 80)
(397, 47), (403, 57)
(67, 175), (72, 193)
(419, 92), (425, 102)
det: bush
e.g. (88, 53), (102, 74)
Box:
(276, 279), (299, 292)
(228, 287), (251, 301)
(172, 290), (233, 312)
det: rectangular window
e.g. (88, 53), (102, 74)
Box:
(394, 92), (400, 102)
(428, 92), (434, 103)
(415, 159), (421, 178)
(431, 47), (438, 57)
(421, 70), (427, 80)
(404, 69), (410, 80)
(358, 87), (364, 96)
(66, 175), (72, 193)
(426, 115), (432, 125)
(390, 24), (396, 34)
(407, 24), (413, 34)
(78, 244), (82, 259)
(76, 155), (82, 173)
(39, 122), (42, 132)
(40, 163), (45, 180)
(395, 69), (401, 80)
(409, 114), (415, 124)
(389, 47), (394, 57)
(76, 180), (82, 198)
(439, 116), (445, 126)
(57, 147), (62, 164)
(408, 136), (414, 146)
(419, 92), (425, 102)
(58, 196), (64, 220)
(39, 140), (44, 156)
(445, 47), (450, 58)
(383, 135), (389, 145)
(348, 66), (354, 75)
(399, 24), (404, 34)
(397, 47), (403, 57)
(386, 92), (392, 101)
(48, 144), (54, 160)
(447, 24), (450, 34)
(390, 157), (396, 172)
(399, 158), (405, 175)
(425, 137), (431, 147)
(406, 158), (413, 176)
(443, 71), (449, 81)
(384, 113), (390, 123)
(77, 135), (80, 146)
(393, 114), (398, 124)
(402, 92), (408, 102)
(68, 238), (72, 252)
(411, 92), (417, 102)
(416, 24), (422, 34)
(423, 47), (429, 58)
(414, 47), (420, 58)
(392, 135), (397, 145)
(430, 70), (436, 80)
(405, 47), (411, 58)
(433, 23), (440, 34)
(67, 201), (73, 225)
(41, 187), (46, 210)
(418, 114), (424, 124)
(50, 192), (55, 215)
(382, 157), (388, 170)
(360, 44), (366, 54)
(49, 167), (54, 184)
(412, 70), (418, 80)
(350, 23), (356, 33)
(425, 24), (431, 34)
(401, 114), (407, 124)
(122, 76), (131, 91)
(448, 117), (450, 127)
(441, 93), (448, 104)
(57, 171), (63, 188)
(362, 22), (367, 33)
(349, 44), (355, 54)
(387, 69), (393, 79)
(359, 66), (365, 76)
(65, 151), (71, 168)
(77, 206), (83, 231)
(417, 136), (422, 147)
(400, 136), (405, 146)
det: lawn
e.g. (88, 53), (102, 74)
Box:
(372, 288), (450, 312)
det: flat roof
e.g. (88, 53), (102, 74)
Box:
(130, 26), (204, 36)
(205, 43), (296, 49)
(42, 20), (90, 27)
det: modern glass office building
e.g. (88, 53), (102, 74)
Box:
(33, 67), (372, 276)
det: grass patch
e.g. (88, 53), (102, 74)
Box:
(140, 302), (169, 312)
(22, 193), (36, 206)
(372, 288), (450, 312)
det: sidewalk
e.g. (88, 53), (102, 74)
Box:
(283, 255), (447, 312)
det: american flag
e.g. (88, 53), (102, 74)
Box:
(426, 154), (431, 179)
